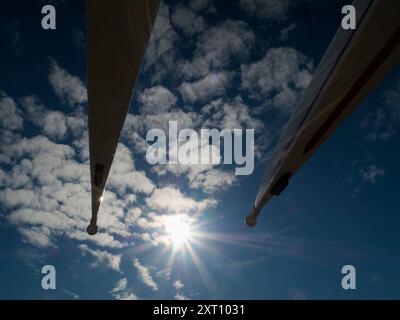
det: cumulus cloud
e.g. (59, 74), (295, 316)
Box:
(146, 186), (216, 215)
(19, 95), (46, 126)
(0, 100), (140, 249)
(1, 85), (228, 253)
(179, 72), (232, 104)
(188, 168), (236, 193)
(0, 12), (274, 296)
(241, 47), (313, 113)
(123, 92), (260, 193)
(0, 92), (23, 131)
(202, 97), (263, 130)
(133, 258), (158, 291)
(43, 111), (68, 140)
(171, 4), (206, 36)
(19, 95), (81, 140)
(49, 59), (87, 107)
(107, 143), (155, 195)
(1, 85), (183, 251)
(143, 3), (180, 83)
(139, 85), (177, 114)
(180, 20), (255, 80)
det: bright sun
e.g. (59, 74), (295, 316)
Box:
(164, 215), (192, 248)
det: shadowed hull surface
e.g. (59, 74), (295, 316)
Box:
(86, 0), (159, 234)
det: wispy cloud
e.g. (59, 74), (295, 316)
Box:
(175, 293), (191, 300)
(79, 244), (121, 273)
(360, 165), (385, 183)
(4, 20), (23, 54)
(133, 258), (158, 291)
(110, 277), (139, 300)
(49, 59), (87, 107)
(239, 0), (292, 22)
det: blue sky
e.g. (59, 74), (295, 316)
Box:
(0, 0), (400, 300)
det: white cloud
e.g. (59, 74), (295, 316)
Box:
(180, 20), (255, 80)
(125, 207), (142, 226)
(133, 258), (158, 291)
(139, 85), (177, 114)
(107, 143), (155, 195)
(0, 111), (132, 249)
(156, 267), (172, 280)
(171, 4), (206, 36)
(202, 97), (263, 130)
(0, 91), (161, 249)
(0, 36), (267, 295)
(113, 292), (139, 300)
(146, 186), (216, 215)
(19, 95), (84, 140)
(79, 244), (121, 272)
(43, 111), (68, 140)
(175, 293), (191, 300)
(0, 188), (36, 208)
(241, 47), (313, 113)
(18, 226), (54, 248)
(49, 59), (87, 107)
(143, 3), (180, 83)
(1, 89), (242, 255)
(0, 92), (23, 131)
(179, 72), (232, 104)
(188, 168), (236, 193)
(111, 277), (128, 293)
(19, 95), (46, 127)
(110, 277), (139, 300)
(173, 280), (184, 290)
(123, 95), (259, 194)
